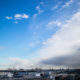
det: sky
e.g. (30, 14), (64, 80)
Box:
(0, 0), (80, 69)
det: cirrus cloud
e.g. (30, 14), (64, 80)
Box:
(62, 0), (73, 8)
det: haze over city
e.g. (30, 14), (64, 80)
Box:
(0, 0), (80, 70)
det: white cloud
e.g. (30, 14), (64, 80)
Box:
(62, 0), (73, 8)
(36, 6), (43, 14)
(46, 21), (62, 29)
(29, 40), (40, 48)
(14, 13), (29, 20)
(52, 2), (62, 10)
(5, 13), (29, 23)
(35, 11), (80, 66)
(33, 5), (44, 18)
(0, 57), (37, 69)
(5, 16), (12, 20)
(8, 57), (34, 69)
(52, 5), (59, 10)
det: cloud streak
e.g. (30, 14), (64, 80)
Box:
(46, 20), (62, 29)
(62, 0), (73, 8)
(52, 2), (62, 10)
(33, 5), (44, 18)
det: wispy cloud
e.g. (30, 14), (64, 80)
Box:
(5, 16), (13, 20)
(36, 6), (43, 14)
(52, 5), (59, 10)
(46, 20), (62, 29)
(33, 5), (44, 18)
(51, 2), (62, 10)
(62, 0), (73, 8)
(29, 40), (40, 48)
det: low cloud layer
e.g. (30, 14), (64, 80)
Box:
(8, 57), (34, 69)
(41, 50), (80, 68)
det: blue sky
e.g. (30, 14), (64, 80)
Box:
(0, 0), (80, 69)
